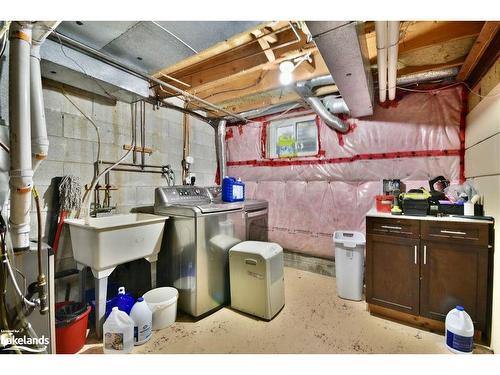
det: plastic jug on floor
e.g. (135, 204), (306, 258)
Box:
(103, 307), (134, 354)
(445, 305), (474, 354)
(105, 286), (135, 317)
(130, 297), (153, 346)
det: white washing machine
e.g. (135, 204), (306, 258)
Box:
(229, 241), (285, 320)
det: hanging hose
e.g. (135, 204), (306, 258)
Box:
(32, 187), (48, 314)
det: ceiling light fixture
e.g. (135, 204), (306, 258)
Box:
(279, 60), (295, 85)
(278, 53), (313, 86)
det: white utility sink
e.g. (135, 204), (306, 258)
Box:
(65, 213), (168, 337)
(65, 213), (167, 272)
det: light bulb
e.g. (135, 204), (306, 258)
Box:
(279, 71), (293, 85)
(279, 60), (295, 73)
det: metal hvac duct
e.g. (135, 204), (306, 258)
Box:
(214, 120), (227, 181)
(306, 21), (374, 117)
(396, 67), (460, 86)
(294, 75), (349, 133)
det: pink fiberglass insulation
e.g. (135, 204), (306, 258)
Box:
(226, 85), (466, 259)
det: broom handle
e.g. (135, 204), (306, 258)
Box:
(53, 210), (67, 254)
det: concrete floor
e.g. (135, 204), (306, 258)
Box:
(81, 267), (474, 354)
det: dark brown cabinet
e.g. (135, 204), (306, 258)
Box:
(366, 215), (494, 343)
(366, 234), (420, 315)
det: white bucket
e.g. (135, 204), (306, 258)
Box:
(143, 287), (178, 330)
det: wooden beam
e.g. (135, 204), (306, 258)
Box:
(214, 82), (339, 114)
(154, 25), (310, 94)
(456, 21), (499, 81)
(396, 56), (466, 77)
(187, 47), (318, 97)
(467, 31), (500, 88)
(252, 29), (276, 62)
(153, 21), (273, 77)
(192, 50), (330, 105)
(365, 21), (484, 64)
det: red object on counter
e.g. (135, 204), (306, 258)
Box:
(376, 195), (394, 213)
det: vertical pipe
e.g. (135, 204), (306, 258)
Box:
(141, 101), (145, 168)
(375, 21), (388, 103)
(215, 120), (227, 182)
(8, 22), (33, 250)
(387, 21), (400, 101)
(30, 44), (49, 172)
(182, 103), (190, 185)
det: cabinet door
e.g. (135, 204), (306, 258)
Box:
(420, 240), (489, 331)
(366, 234), (420, 315)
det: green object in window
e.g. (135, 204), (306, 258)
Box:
(277, 135), (297, 158)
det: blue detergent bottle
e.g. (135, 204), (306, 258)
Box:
(222, 177), (245, 202)
(105, 286), (135, 317)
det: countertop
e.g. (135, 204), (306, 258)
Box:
(366, 208), (494, 224)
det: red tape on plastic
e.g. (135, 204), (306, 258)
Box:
(227, 149), (461, 167)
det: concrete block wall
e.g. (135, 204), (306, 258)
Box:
(31, 86), (216, 267)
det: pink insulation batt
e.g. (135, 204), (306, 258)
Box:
(226, 85), (466, 259)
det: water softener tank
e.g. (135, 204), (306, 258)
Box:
(222, 177), (245, 202)
(445, 305), (474, 354)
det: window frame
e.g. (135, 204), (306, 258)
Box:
(266, 114), (319, 159)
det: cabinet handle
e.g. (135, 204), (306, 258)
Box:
(424, 245), (427, 265)
(414, 245), (417, 265)
(440, 230), (466, 235)
(381, 225), (402, 230)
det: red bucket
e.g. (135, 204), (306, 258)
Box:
(55, 302), (91, 354)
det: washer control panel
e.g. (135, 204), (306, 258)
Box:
(155, 186), (211, 206)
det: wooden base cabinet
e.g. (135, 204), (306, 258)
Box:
(366, 216), (494, 344)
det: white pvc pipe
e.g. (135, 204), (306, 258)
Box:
(375, 21), (388, 103)
(30, 44), (48, 172)
(8, 22), (33, 250)
(30, 22), (60, 172)
(387, 21), (400, 101)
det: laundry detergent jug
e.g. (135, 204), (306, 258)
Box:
(445, 305), (474, 354)
(103, 307), (134, 354)
(222, 177), (245, 202)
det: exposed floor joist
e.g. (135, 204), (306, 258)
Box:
(151, 21), (490, 115)
(456, 21), (499, 81)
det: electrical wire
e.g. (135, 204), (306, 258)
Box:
(52, 30), (117, 101)
(397, 81), (500, 99)
(61, 89), (102, 211)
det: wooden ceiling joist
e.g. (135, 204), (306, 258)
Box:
(154, 22), (311, 96)
(152, 20), (493, 116)
(456, 21), (500, 81)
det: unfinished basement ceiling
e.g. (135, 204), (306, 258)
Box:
(55, 21), (264, 74)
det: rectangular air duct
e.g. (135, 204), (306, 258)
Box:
(40, 39), (150, 103)
(306, 21), (374, 117)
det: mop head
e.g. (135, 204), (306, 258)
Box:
(59, 175), (82, 212)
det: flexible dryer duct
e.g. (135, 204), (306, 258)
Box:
(215, 120), (227, 181)
(295, 75), (349, 133)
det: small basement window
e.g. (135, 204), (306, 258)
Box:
(267, 114), (318, 158)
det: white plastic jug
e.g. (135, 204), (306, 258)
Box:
(103, 306), (134, 354)
(445, 305), (474, 354)
(130, 297), (153, 345)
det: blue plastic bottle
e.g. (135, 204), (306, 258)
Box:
(222, 177), (245, 202)
(105, 287), (135, 317)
